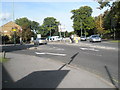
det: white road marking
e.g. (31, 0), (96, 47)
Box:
(80, 47), (99, 51)
(56, 48), (64, 51)
(35, 52), (66, 56)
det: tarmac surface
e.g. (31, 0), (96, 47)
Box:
(2, 52), (115, 88)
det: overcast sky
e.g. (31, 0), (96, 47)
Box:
(1, 1), (109, 32)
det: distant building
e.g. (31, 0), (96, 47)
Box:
(0, 21), (22, 37)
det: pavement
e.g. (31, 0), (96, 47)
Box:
(2, 52), (116, 88)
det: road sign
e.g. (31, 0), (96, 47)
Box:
(12, 28), (17, 31)
(37, 34), (41, 38)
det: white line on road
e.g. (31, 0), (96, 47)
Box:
(35, 52), (66, 56)
(56, 48), (64, 51)
(80, 47), (99, 51)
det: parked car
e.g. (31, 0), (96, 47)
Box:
(34, 38), (47, 45)
(80, 36), (86, 41)
(89, 35), (101, 42)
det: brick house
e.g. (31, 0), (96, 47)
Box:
(0, 21), (22, 38)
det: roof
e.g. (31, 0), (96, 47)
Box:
(0, 21), (21, 29)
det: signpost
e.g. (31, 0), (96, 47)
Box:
(12, 28), (16, 45)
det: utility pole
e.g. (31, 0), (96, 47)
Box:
(50, 25), (51, 37)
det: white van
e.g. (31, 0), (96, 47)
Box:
(48, 36), (62, 41)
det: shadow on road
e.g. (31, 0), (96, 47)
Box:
(2, 65), (69, 88)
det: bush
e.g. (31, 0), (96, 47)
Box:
(2, 35), (9, 44)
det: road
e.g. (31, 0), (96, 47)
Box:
(80, 40), (118, 49)
(2, 41), (119, 87)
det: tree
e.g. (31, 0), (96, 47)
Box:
(40, 17), (59, 37)
(97, 0), (111, 9)
(2, 35), (9, 44)
(30, 21), (39, 32)
(94, 14), (106, 35)
(15, 17), (35, 42)
(71, 6), (95, 36)
(37, 25), (50, 37)
(98, 0), (120, 39)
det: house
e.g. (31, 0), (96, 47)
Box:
(0, 21), (22, 38)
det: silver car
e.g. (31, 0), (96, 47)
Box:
(80, 36), (86, 41)
(34, 38), (47, 45)
(89, 35), (101, 42)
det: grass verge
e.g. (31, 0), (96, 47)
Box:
(110, 40), (120, 43)
(0, 57), (9, 63)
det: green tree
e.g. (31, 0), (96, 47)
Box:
(39, 17), (59, 37)
(97, 0), (111, 9)
(71, 6), (95, 36)
(37, 25), (50, 37)
(98, 0), (120, 39)
(15, 17), (35, 42)
(30, 21), (39, 32)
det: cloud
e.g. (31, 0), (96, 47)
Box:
(0, 13), (12, 21)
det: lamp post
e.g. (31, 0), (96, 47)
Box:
(12, 0), (16, 45)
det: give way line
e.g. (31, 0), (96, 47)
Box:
(35, 52), (66, 56)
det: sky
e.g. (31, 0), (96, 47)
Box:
(0, 1), (109, 32)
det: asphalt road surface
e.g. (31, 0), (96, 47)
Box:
(2, 42), (119, 87)
(80, 40), (118, 49)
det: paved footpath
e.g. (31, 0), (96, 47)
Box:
(2, 52), (115, 88)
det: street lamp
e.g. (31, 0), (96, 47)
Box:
(12, 0), (16, 45)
